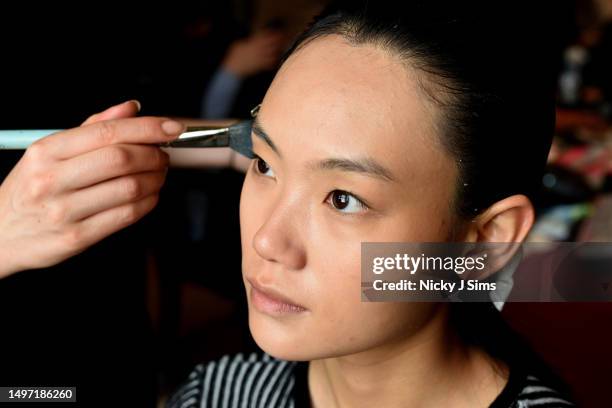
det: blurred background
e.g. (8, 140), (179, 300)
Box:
(0, 0), (611, 407)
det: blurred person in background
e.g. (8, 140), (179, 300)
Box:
(201, 0), (329, 119)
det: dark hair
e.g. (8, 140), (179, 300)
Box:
(280, 0), (572, 399)
(283, 0), (557, 219)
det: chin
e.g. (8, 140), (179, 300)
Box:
(247, 309), (318, 361)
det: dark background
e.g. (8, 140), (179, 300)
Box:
(0, 2), (252, 406)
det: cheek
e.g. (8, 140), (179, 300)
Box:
(376, 197), (456, 242)
(303, 233), (435, 356)
(239, 175), (263, 270)
(309, 237), (361, 313)
(299, 212), (450, 355)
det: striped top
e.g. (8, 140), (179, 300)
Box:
(166, 352), (575, 408)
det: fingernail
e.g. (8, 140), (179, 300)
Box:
(161, 120), (185, 137)
(129, 99), (142, 112)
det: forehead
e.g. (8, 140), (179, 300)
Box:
(262, 35), (440, 150)
(258, 35), (454, 184)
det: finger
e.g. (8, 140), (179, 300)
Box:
(262, 50), (281, 60)
(68, 194), (160, 250)
(81, 100), (141, 126)
(260, 43), (282, 54)
(57, 144), (169, 190)
(256, 29), (283, 40)
(259, 33), (285, 46)
(260, 56), (281, 68)
(65, 170), (167, 221)
(256, 39), (281, 51)
(261, 45), (283, 58)
(39, 116), (185, 160)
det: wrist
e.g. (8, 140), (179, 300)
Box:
(0, 244), (24, 279)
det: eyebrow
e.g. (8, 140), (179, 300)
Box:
(312, 157), (395, 182)
(252, 117), (281, 157)
(252, 117), (395, 182)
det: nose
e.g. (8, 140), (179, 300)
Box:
(252, 200), (307, 271)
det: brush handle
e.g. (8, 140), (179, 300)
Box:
(0, 130), (63, 149)
(0, 127), (233, 150)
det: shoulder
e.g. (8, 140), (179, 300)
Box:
(511, 374), (575, 408)
(166, 352), (298, 408)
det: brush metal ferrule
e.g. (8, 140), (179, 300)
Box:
(161, 126), (230, 148)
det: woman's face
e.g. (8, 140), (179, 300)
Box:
(240, 35), (459, 360)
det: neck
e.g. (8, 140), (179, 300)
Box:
(308, 305), (508, 408)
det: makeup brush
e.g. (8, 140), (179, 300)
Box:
(161, 120), (254, 158)
(0, 120), (254, 158)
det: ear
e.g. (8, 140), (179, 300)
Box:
(464, 194), (534, 244)
(459, 194), (534, 280)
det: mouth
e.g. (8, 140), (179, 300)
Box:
(247, 277), (308, 316)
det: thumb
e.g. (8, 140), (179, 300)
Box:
(81, 100), (141, 126)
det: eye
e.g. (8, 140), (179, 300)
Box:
(326, 190), (369, 214)
(253, 155), (275, 178)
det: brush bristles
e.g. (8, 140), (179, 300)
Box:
(229, 120), (254, 158)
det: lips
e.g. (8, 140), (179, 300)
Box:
(247, 277), (307, 315)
